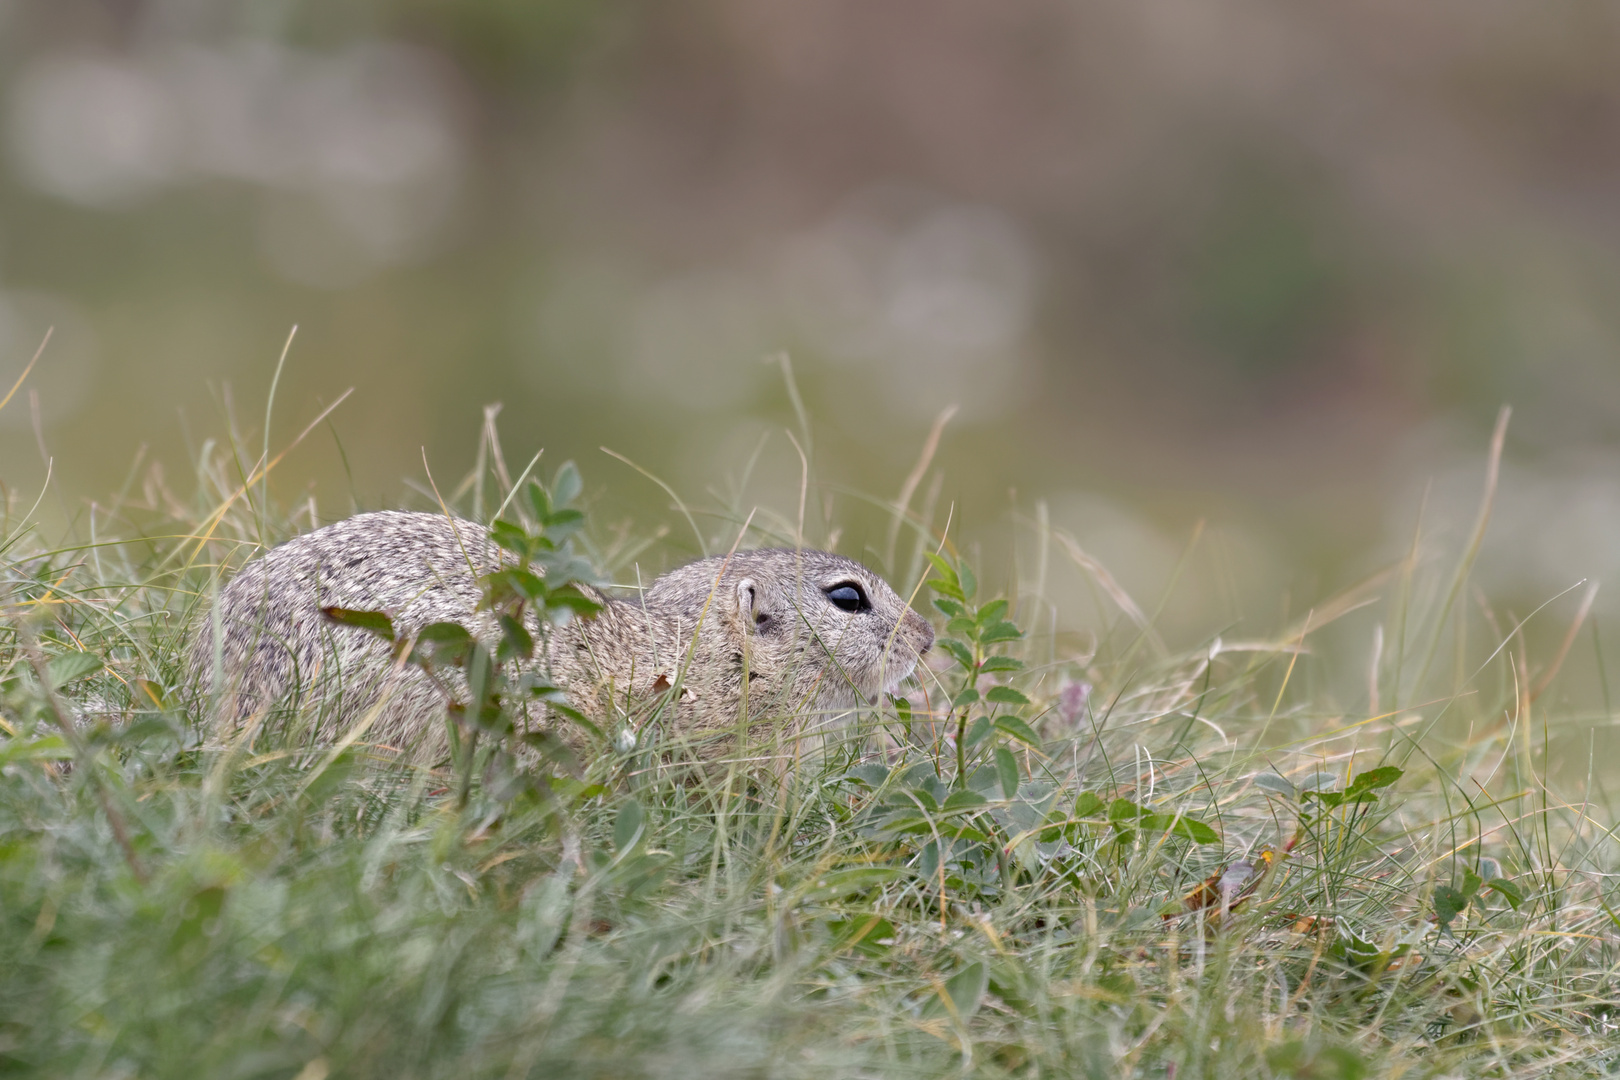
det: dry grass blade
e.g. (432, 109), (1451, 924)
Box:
(0, 326), (51, 416)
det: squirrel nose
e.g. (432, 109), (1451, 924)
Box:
(906, 610), (934, 655)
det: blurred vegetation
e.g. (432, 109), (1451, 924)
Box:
(5, 1), (1620, 643)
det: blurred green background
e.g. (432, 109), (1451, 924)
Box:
(4, 0), (1620, 645)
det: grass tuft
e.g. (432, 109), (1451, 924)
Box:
(2, 412), (1618, 1079)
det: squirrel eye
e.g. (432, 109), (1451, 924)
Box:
(824, 582), (870, 613)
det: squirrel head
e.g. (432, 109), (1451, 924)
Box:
(643, 547), (934, 715)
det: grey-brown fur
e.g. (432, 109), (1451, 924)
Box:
(188, 511), (934, 760)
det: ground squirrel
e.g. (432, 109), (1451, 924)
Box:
(189, 511), (935, 760)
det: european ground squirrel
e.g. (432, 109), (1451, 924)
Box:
(189, 511), (935, 760)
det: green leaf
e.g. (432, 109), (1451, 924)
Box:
(942, 789), (988, 813)
(994, 746), (1019, 799)
(1251, 772), (1297, 800)
(483, 568), (548, 606)
(1484, 877), (1524, 909)
(412, 621), (473, 667)
(47, 651), (103, 686)
(901, 786), (940, 813)
(875, 813), (932, 836)
(544, 507), (586, 538)
(1108, 798), (1143, 822)
(951, 686), (981, 709)
(1073, 791), (1106, 818)
(937, 639), (974, 669)
(1103, 799), (1219, 844)
(419, 621), (472, 645)
(1433, 885), (1468, 929)
(976, 599), (1008, 625)
(979, 621), (1023, 644)
(978, 656), (1025, 673)
(992, 715), (1041, 748)
(962, 716), (993, 752)
(923, 551), (959, 587)
(958, 560), (977, 602)
(1305, 787), (1382, 809)
(488, 519), (534, 558)
(924, 552), (965, 602)
(945, 616), (978, 637)
(472, 700), (512, 735)
(1156, 814), (1220, 845)
(936, 962), (987, 1021)
(1434, 869), (1483, 930)
(497, 614), (534, 662)
(0, 734), (73, 765)
(551, 461), (583, 508)
(545, 702), (602, 741)
(466, 644), (494, 707)
(932, 597), (966, 619)
(525, 480), (552, 523)
(546, 584), (604, 619)
(985, 685), (1031, 706)
(1345, 766), (1403, 795)
(1266, 1041), (1368, 1080)
(613, 799), (645, 852)
(518, 731), (580, 772)
(828, 914), (895, 956)
(320, 607), (394, 642)
(803, 868), (906, 902)
(845, 763), (890, 788)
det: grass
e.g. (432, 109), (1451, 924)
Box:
(2, 407), (1619, 1079)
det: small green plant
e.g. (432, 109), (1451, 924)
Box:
(325, 463), (604, 807)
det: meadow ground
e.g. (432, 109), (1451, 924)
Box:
(2, 412), (1618, 1079)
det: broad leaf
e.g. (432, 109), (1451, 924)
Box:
(1072, 791), (1106, 818)
(613, 799), (645, 852)
(546, 585), (604, 619)
(525, 480), (552, 523)
(320, 607), (394, 641)
(497, 614), (533, 662)
(1434, 868), (1483, 930)
(935, 962), (988, 1021)
(992, 715), (1040, 747)
(1345, 766), (1403, 795)
(551, 461), (583, 508)
(979, 621), (1023, 644)
(958, 560), (977, 602)
(942, 789), (988, 813)
(802, 867), (906, 902)
(994, 745), (1020, 799)
(844, 763), (890, 788)
(828, 914), (895, 956)
(488, 519), (534, 558)
(1484, 877), (1524, 909)
(962, 716), (993, 752)
(48, 651), (103, 686)
(413, 621), (473, 667)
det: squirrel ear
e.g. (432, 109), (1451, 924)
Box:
(736, 578), (763, 629)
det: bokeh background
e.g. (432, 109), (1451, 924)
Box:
(5, 0), (1620, 649)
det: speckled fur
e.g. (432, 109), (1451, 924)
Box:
(188, 511), (934, 761)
